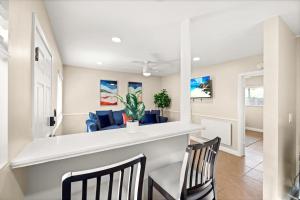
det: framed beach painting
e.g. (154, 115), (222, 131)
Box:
(128, 82), (142, 102)
(100, 80), (118, 106)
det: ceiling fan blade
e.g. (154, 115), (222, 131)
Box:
(150, 53), (162, 61)
(131, 60), (144, 64)
(157, 59), (180, 64)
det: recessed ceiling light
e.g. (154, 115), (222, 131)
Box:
(97, 61), (103, 65)
(112, 37), (122, 43)
(193, 57), (200, 62)
(143, 72), (151, 77)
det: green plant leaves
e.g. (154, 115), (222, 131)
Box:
(116, 92), (145, 122)
(154, 89), (171, 109)
(154, 89), (171, 117)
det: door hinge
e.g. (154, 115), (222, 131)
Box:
(35, 47), (39, 61)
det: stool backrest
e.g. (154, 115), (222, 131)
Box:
(179, 137), (221, 199)
(62, 154), (146, 200)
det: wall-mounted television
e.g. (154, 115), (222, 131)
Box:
(190, 76), (212, 98)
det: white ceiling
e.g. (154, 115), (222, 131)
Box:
(45, 1), (300, 76)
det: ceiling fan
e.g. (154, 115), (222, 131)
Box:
(131, 60), (158, 77)
(132, 59), (178, 77)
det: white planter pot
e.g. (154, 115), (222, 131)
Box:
(126, 121), (139, 133)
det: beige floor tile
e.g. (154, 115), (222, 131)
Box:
(214, 131), (263, 200)
(255, 162), (263, 172)
(245, 168), (263, 183)
(217, 176), (263, 200)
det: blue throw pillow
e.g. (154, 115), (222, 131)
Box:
(140, 110), (151, 123)
(113, 110), (125, 125)
(151, 110), (160, 116)
(98, 114), (111, 128)
(151, 110), (161, 122)
(143, 113), (157, 124)
(145, 110), (151, 115)
(96, 110), (114, 125)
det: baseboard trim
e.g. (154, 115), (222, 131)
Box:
(246, 127), (263, 133)
(190, 136), (242, 157)
(165, 110), (238, 122)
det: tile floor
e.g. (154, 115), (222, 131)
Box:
(216, 130), (263, 200)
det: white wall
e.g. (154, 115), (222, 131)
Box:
(245, 76), (264, 132)
(161, 55), (262, 151)
(62, 65), (162, 134)
(0, 0), (64, 199)
(245, 107), (263, 131)
(263, 16), (297, 200)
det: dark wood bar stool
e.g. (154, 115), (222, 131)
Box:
(62, 154), (146, 200)
(148, 137), (221, 200)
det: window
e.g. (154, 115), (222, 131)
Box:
(0, 0), (8, 169)
(245, 87), (264, 106)
(56, 72), (63, 126)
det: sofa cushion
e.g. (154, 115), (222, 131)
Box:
(140, 110), (151, 123)
(98, 114), (111, 128)
(96, 110), (114, 125)
(143, 113), (157, 124)
(145, 110), (151, 115)
(89, 112), (98, 121)
(101, 125), (121, 130)
(113, 110), (125, 125)
(86, 119), (99, 132)
(159, 116), (168, 123)
(151, 110), (161, 122)
(89, 112), (101, 128)
(151, 110), (160, 116)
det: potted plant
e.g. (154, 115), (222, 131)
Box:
(117, 91), (145, 133)
(154, 89), (171, 117)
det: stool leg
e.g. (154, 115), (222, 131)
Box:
(148, 177), (153, 200)
(212, 180), (217, 200)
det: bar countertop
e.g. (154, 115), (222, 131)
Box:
(11, 122), (203, 168)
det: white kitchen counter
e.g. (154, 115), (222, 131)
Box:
(11, 122), (203, 168)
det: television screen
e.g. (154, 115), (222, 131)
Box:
(190, 76), (212, 98)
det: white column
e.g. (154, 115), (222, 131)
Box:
(180, 19), (192, 123)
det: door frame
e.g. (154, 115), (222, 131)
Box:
(32, 13), (53, 138)
(237, 70), (264, 156)
(0, 43), (8, 169)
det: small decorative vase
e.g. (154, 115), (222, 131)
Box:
(126, 121), (139, 133)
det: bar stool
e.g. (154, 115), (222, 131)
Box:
(62, 154), (146, 200)
(148, 137), (221, 200)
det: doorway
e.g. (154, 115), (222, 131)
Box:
(237, 70), (264, 177)
(244, 74), (264, 178)
(32, 14), (53, 138)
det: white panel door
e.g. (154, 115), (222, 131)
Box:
(33, 26), (52, 138)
